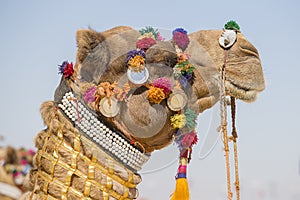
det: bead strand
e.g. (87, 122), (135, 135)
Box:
(58, 91), (150, 171)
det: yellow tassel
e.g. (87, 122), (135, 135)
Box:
(170, 177), (190, 200)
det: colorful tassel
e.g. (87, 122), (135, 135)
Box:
(170, 158), (190, 200)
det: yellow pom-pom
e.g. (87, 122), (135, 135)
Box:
(128, 55), (145, 72)
(170, 114), (186, 129)
(170, 178), (190, 200)
(147, 87), (166, 104)
(138, 32), (156, 40)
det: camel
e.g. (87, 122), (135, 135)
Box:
(21, 24), (265, 199)
(0, 146), (33, 200)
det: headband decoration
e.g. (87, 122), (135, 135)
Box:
(224, 20), (240, 31)
(219, 20), (240, 49)
(172, 28), (190, 51)
(58, 61), (74, 78)
(172, 29), (194, 88)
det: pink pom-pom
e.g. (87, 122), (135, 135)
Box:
(173, 32), (190, 50)
(136, 37), (157, 51)
(84, 86), (97, 103)
(181, 132), (198, 148)
(153, 77), (172, 94)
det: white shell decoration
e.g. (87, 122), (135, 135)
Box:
(99, 97), (120, 117)
(127, 68), (149, 84)
(218, 29), (237, 49)
(167, 90), (188, 111)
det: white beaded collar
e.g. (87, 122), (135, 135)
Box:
(57, 91), (150, 172)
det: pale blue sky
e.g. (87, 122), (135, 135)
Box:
(0, 0), (299, 199)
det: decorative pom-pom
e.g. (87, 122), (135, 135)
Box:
(177, 52), (190, 63)
(126, 49), (146, 72)
(126, 49), (146, 63)
(138, 32), (156, 40)
(172, 28), (190, 51)
(153, 77), (172, 94)
(172, 28), (188, 35)
(171, 114), (186, 129)
(173, 67), (182, 78)
(84, 86), (97, 103)
(136, 37), (157, 51)
(114, 82), (131, 102)
(176, 61), (195, 75)
(184, 109), (196, 130)
(127, 55), (145, 72)
(224, 20), (240, 31)
(139, 26), (159, 40)
(157, 32), (165, 41)
(181, 131), (198, 148)
(58, 61), (74, 78)
(147, 87), (166, 104)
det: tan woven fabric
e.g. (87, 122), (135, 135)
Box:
(23, 101), (141, 200)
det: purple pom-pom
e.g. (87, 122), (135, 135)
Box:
(179, 76), (188, 88)
(58, 61), (74, 78)
(126, 49), (146, 64)
(183, 72), (193, 81)
(172, 28), (188, 35)
(58, 61), (68, 75)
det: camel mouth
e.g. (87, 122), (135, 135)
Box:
(225, 80), (262, 102)
(224, 49), (265, 102)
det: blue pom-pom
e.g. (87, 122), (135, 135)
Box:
(172, 28), (188, 35)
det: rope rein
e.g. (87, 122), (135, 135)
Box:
(231, 96), (240, 200)
(220, 49), (241, 200)
(220, 50), (233, 200)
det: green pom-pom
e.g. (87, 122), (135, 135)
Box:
(139, 26), (159, 40)
(184, 109), (196, 130)
(224, 20), (240, 31)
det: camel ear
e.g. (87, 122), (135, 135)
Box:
(76, 29), (102, 64)
(76, 26), (135, 65)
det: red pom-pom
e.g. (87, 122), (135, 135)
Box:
(181, 132), (198, 148)
(63, 62), (74, 78)
(136, 37), (157, 51)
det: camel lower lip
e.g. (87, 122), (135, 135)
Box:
(225, 81), (258, 102)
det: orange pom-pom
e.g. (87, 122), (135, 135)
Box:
(127, 55), (145, 72)
(147, 87), (166, 104)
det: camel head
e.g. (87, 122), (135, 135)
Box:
(189, 29), (265, 103)
(54, 25), (265, 155)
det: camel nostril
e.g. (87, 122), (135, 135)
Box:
(238, 37), (260, 58)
